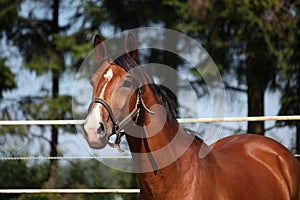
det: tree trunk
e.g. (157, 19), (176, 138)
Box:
(296, 122), (300, 154)
(46, 71), (59, 189)
(247, 77), (265, 135)
(46, 126), (58, 188)
(295, 71), (300, 155)
(46, 0), (60, 189)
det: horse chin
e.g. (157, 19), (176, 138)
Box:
(88, 136), (108, 149)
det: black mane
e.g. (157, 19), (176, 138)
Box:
(114, 53), (138, 72)
(113, 54), (178, 123)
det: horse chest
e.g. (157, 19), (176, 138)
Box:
(138, 163), (203, 199)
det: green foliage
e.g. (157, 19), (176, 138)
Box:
(163, 0), (204, 33)
(0, 126), (27, 146)
(0, 0), (22, 35)
(159, 0), (300, 135)
(6, 13), (60, 75)
(53, 34), (91, 63)
(19, 95), (75, 133)
(278, 1), (300, 127)
(56, 159), (137, 200)
(0, 58), (17, 98)
(24, 50), (63, 76)
(0, 160), (48, 200)
(79, 0), (107, 30)
(20, 95), (73, 120)
(58, 159), (135, 188)
(101, 0), (179, 29)
(0, 159), (138, 200)
(0, 160), (48, 189)
(16, 194), (63, 200)
(0, 0), (103, 189)
(165, 0), (288, 84)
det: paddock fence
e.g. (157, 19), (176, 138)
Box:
(1, 115), (300, 125)
(1, 115), (300, 194)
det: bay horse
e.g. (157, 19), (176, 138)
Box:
(83, 34), (300, 199)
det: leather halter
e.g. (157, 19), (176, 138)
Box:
(88, 86), (155, 152)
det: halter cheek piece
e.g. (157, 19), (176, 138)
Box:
(88, 86), (155, 152)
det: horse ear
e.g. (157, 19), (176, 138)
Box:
(94, 34), (107, 62)
(125, 34), (138, 62)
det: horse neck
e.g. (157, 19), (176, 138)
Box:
(125, 84), (201, 172)
(124, 85), (208, 198)
(126, 84), (178, 151)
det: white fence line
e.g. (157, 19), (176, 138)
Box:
(0, 154), (298, 161)
(0, 117), (300, 194)
(177, 115), (300, 123)
(1, 115), (300, 125)
(0, 189), (140, 194)
(0, 156), (132, 161)
(0, 120), (84, 125)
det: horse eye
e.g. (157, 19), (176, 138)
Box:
(122, 80), (132, 88)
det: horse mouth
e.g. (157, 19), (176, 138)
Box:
(87, 134), (108, 149)
(82, 122), (120, 150)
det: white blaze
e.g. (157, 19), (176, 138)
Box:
(100, 68), (113, 98)
(84, 68), (114, 146)
(104, 68), (113, 80)
(86, 68), (114, 131)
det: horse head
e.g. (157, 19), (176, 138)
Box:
(83, 34), (141, 150)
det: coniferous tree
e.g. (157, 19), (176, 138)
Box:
(278, 1), (300, 153)
(165, 0), (294, 135)
(0, 0), (19, 98)
(1, 0), (100, 188)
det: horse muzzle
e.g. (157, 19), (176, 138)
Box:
(83, 122), (109, 149)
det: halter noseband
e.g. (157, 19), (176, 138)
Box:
(88, 86), (154, 152)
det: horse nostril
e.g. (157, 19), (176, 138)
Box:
(97, 123), (105, 137)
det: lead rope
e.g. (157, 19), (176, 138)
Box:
(112, 132), (126, 152)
